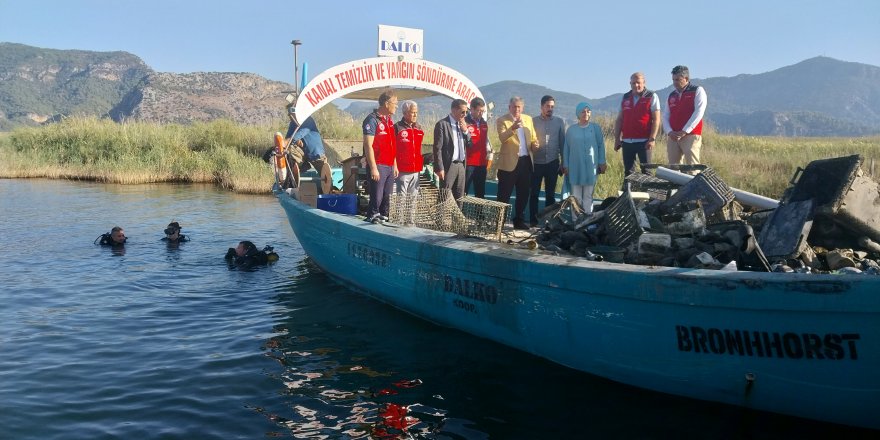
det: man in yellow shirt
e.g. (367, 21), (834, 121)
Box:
(495, 96), (539, 230)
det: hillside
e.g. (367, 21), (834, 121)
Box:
(0, 43), (293, 130)
(2, 43), (879, 136)
(588, 57), (880, 136)
(110, 72), (291, 125)
(0, 42), (152, 130)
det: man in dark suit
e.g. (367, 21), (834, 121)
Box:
(433, 99), (472, 200)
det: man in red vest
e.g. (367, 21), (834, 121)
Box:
(465, 97), (492, 199)
(363, 89), (398, 223)
(662, 65), (707, 167)
(612, 72), (661, 179)
(394, 100), (425, 225)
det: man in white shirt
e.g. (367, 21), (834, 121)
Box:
(663, 65), (708, 166)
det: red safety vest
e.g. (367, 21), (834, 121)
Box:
(621, 91), (654, 139)
(394, 121), (424, 173)
(667, 84), (703, 135)
(370, 113), (396, 166)
(465, 117), (489, 166)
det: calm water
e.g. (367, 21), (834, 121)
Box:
(0, 179), (874, 439)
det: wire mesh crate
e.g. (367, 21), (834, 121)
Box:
(389, 189), (510, 241)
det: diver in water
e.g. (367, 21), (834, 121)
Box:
(161, 221), (189, 243)
(96, 226), (126, 246)
(225, 240), (279, 270)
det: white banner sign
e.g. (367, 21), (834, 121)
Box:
(377, 24), (423, 59)
(294, 57), (484, 125)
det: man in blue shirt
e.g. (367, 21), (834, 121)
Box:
(284, 104), (328, 173)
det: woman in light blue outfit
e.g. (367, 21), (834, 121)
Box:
(562, 102), (607, 213)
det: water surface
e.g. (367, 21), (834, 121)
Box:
(0, 179), (873, 439)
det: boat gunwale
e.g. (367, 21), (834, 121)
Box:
(278, 192), (880, 313)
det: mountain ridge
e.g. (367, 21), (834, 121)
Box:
(1, 43), (878, 136)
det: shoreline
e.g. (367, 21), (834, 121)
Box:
(2, 116), (879, 198)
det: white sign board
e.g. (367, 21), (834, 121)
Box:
(377, 24), (423, 59)
(293, 57), (483, 125)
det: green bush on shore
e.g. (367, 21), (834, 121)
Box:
(1, 113), (878, 198)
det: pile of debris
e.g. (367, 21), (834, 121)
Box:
(534, 155), (880, 274)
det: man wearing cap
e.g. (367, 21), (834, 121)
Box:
(612, 72), (661, 179)
(663, 65), (707, 167)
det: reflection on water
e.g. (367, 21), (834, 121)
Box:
(0, 179), (875, 440)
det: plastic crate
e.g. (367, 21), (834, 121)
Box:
(603, 191), (644, 248)
(784, 155), (880, 242)
(758, 199), (814, 260)
(624, 172), (676, 200)
(661, 167), (734, 218)
(317, 194), (358, 215)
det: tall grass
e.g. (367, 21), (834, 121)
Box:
(2, 114), (878, 198)
(0, 116), (276, 193)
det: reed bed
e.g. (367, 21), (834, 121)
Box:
(2, 114), (878, 198)
(0, 116), (278, 193)
(591, 132), (880, 200)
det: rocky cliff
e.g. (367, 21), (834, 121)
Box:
(110, 72), (291, 125)
(1, 43), (293, 130)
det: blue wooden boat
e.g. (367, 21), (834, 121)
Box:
(278, 190), (880, 430)
(282, 48), (879, 430)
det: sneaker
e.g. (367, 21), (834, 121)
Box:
(367, 214), (381, 223)
(379, 215), (390, 222)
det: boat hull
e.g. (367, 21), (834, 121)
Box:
(278, 192), (880, 429)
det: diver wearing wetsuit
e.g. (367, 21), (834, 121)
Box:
(96, 226), (126, 246)
(161, 221), (189, 243)
(224, 240), (279, 270)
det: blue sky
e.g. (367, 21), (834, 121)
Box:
(2, 0), (878, 99)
